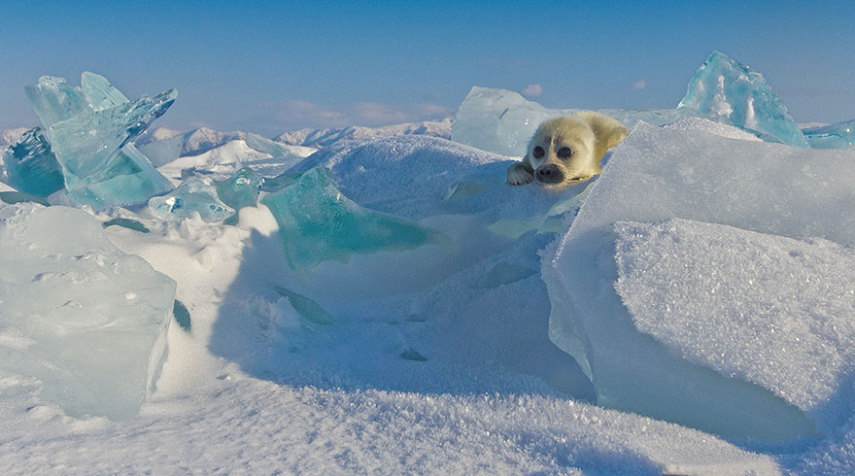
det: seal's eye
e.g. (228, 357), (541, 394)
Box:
(557, 147), (572, 159)
(533, 146), (545, 158)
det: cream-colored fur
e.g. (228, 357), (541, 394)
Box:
(506, 112), (627, 191)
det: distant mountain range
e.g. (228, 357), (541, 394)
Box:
(1, 118), (454, 172)
(274, 117), (453, 147)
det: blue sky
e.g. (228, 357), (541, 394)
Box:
(2, 1), (854, 136)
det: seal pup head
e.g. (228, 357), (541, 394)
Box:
(506, 111), (627, 191)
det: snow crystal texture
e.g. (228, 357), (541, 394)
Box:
(615, 219), (855, 421)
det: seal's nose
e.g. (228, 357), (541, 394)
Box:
(536, 165), (564, 184)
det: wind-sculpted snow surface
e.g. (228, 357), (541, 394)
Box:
(248, 135), (588, 298)
(0, 203), (176, 420)
(544, 118), (855, 440)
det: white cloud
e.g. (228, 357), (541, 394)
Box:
(521, 84), (543, 98)
(271, 100), (449, 130)
(632, 80), (648, 90)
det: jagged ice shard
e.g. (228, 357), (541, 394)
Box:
(148, 178), (235, 223)
(0, 203), (176, 419)
(678, 51), (809, 147)
(544, 118), (855, 440)
(802, 119), (855, 149)
(215, 167), (263, 211)
(261, 167), (448, 269)
(3, 127), (64, 197)
(22, 72), (174, 209)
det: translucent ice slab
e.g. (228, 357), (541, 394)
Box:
(215, 167), (263, 211)
(67, 143), (175, 210)
(261, 167), (448, 269)
(0, 203), (176, 419)
(802, 119), (855, 149)
(24, 72), (175, 209)
(678, 51), (809, 147)
(148, 178), (235, 223)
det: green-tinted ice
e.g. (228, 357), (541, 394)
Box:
(3, 127), (64, 197)
(678, 51), (808, 147)
(21, 72), (175, 210)
(215, 167), (263, 211)
(262, 167), (447, 269)
(148, 178), (235, 223)
(802, 120), (855, 149)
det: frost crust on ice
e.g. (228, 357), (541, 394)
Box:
(0, 121), (800, 473)
(545, 118), (855, 440)
(615, 219), (855, 421)
(0, 203), (176, 419)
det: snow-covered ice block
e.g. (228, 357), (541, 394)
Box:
(451, 86), (695, 156)
(261, 167), (449, 269)
(0, 203), (176, 419)
(678, 51), (808, 147)
(545, 119), (855, 440)
(802, 119), (855, 149)
(3, 127), (64, 197)
(148, 178), (235, 223)
(24, 72), (174, 210)
(615, 219), (855, 428)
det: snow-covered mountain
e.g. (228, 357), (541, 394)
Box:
(137, 127), (317, 167)
(274, 117), (453, 147)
